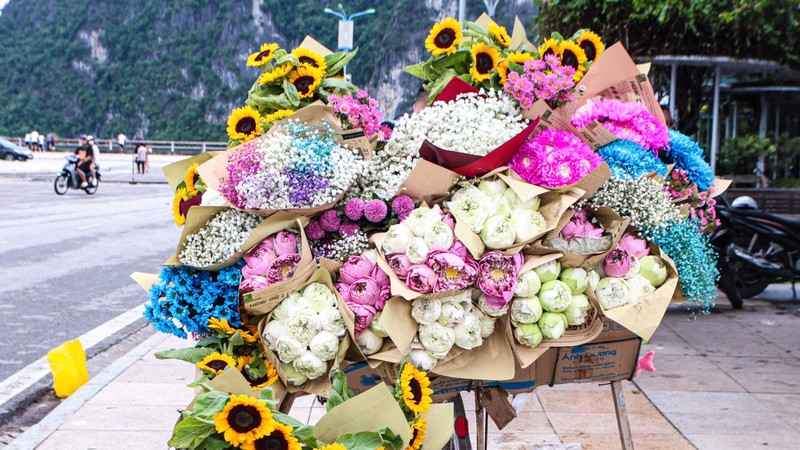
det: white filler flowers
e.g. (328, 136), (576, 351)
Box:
(179, 209), (261, 267)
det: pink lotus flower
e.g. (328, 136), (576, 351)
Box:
(273, 231), (298, 256)
(240, 276), (269, 294)
(406, 264), (436, 294)
(477, 252), (523, 304)
(371, 265), (390, 287)
(561, 213), (604, 242)
(350, 303), (378, 336)
(426, 250), (479, 292)
(339, 255), (375, 284)
(348, 277), (386, 309)
(604, 249), (632, 277)
(387, 253), (412, 279)
(449, 240), (470, 259)
(617, 233), (650, 259)
(441, 213), (456, 230)
(265, 253), (301, 284)
(336, 282), (351, 303)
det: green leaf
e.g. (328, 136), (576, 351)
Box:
(378, 427), (403, 449)
(428, 69), (457, 101)
(272, 411), (305, 428)
(198, 434), (229, 450)
(404, 62), (427, 79)
(464, 21), (488, 35)
(283, 80), (300, 107)
(248, 92), (295, 111)
(292, 425), (319, 445)
(327, 48), (358, 75)
(335, 431), (386, 450)
(326, 369), (354, 412)
(274, 54), (299, 66)
(168, 416), (216, 449)
(192, 390), (230, 418)
(155, 347), (216, 364)
(320, 77), (358, 93)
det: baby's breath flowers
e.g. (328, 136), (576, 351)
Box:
(588, 177), (682, 230)
(179, 209), (261, 267)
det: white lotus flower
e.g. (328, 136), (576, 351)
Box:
(587, 270), (600, 291)
(356, 328), (384, 356)
(564, 294), (590, 325)
(453, 312), (482, 349)
(510, 208), (547, 243)
(534, 260), (561, 283)
(424, 221), (454, 251)
(478, 294), (509, 318)
(261, 320), (284, 349)
(477, 178), (508, 199)
(409, 348), (438, 371)
(514, 322), (543, 348)
(476, 309), (496, 338)
(449, 186), (492, 233)
(510, 295), (543, 324)
(286, 310), (321, 344)
(309, 330), (340, 361)
(369, 311), (389, 338)
(272, 292), (307, 321)
(276, 336), (304, 364)
(292, 350), (327, 380)
(406, 205), (443, 237)
(539, 312), (568, 340)
(319, 307), (346, 337)
(538, 280), (573, 312)
(382, 223), (415, 254)
(624, 275), (656, 304)
(515, 270), (542, 297)
(595, 277), (630, 309)
(406, 237), (431, 264)
(639, 255), (668, 287)
(438, 301), (466, 326)
(481, 215), (516, 249)
(282, 362), (308, 386)
(419, 322), (456, 357)
(559, 267), (589, 295)
(411, 298), (442, 325)
(303, 283), (337, 313)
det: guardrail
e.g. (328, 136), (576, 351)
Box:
(1, 136), (228, 155)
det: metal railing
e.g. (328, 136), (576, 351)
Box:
(1, 136), (228, 155)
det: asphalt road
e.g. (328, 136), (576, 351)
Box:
(0, 177), (180, 380)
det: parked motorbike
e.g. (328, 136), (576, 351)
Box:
(712, 195), (800, 308)
(54, 155), (101, 195)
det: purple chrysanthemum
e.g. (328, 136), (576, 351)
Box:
(305, 220), (326, 241)
(339, 222), (361, 237)
(391, 195), (415, 220)
(344, 198), (365, 221)
(364, 199), (388, 223)
(319, 209), (342, 232)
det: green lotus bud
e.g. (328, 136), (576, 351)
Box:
(538, 280), (573, 312)
(539, 312), (568, 340)
(639, 255), (668, 287)
(478, 178), (508, 199)
(624, 275), (656, 304)
(587, 270), (600, 290)
(564, 294), (590, 326)
(595, 277), (630, 309)
(369, 311), (389, 338)
(534, 260), (561, 283)
(559, 267), (589, 294)
(510, 295), (543, 324)
(514, 322), (543, 348)
(515, 270), (541, 297)
(282, 362), (308, 386)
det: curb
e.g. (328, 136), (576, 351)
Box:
(5, 332), (170, 450)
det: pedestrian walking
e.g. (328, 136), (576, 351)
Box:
(46, 132), (56, 151)
(135, 143), (148, 174)
(117, 133), (127, 153)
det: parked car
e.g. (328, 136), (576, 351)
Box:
(0, 137), (33, 161)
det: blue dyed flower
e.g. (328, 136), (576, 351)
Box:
(218, 267), (242, 287)
(665, 130), (714, 191)
(599, 139), (668, 180)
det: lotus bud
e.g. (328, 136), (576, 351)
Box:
(448, 187), (492, 233)
(539, 312), (568, 340)
(587, 270), (600, 290)
(276, 336), (304, 364)
(559, 267), (589, 294)
(510, 296), (543, 324)
(438, 301), (466, 326)
(514, 322), (543, 348)
(362, 248), (379, 264)
(478, 178), (508, 199)
(595, 277), (630, 309)
(382, 223), (414, 255)
(481, 216), (516, 250)
(477, 294), (509, 318)
(406, 205), (443, 237)
(604, 249), (631, 278)
(618, 233), (650, 258)
(534, 260), (561, 283)
(510, 209), (547, 243)
(423, 221), (454, 251)
(538, 280), (573, 312)
(355, 328), (384, 356)
(406, 237), (431, 264)
(409, 348), (438, 371)
(272, 292), (302, 321)
(476, 309), (495, 338)
(285, 310), (321, 344)
(411, 298), (442, 325)
(639, 255), (668, 287)
(282, 362), (308, 386)
(418, 322), (456, 357)
(319, 307), (346, 338)
(517, 195), (541, 211)
(453, 313), (483, 349)
(627, 256), (641, 277)
(491, 197), (514, 219)
(309, 330), (340, 361)
(303, 283), (337, 313)
(501, 188), (520, 211)
(369, 311), (389, 338)
(292, 350), (327, 380)
(515, 270), (541, 297)
(261, 320), (284, 349)
(624, 276), (656, 304)
(564, 294), (590, 326)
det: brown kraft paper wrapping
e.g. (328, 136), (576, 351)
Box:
(162, 152), (222, 191)
(395, 159), (460, 206)
(432, 318), (516, 381)
(256, 268), (351, 396)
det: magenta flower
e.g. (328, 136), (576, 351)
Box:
(391, 195), (415, 220)
(571, 98), (670, 154)
(477, 252), (523, 304)
(338, 222), (361, 237)
(617, 233), (650, 259)
(319, 209), (342, 232)
(364, 199), (388, 223)
(426, 250), (479, 292)
(344, 198), (365, 221)
(561, 213), (605, 241)
(273, 231), (298, 255)
(336, 281), (351, 303)
(348, 277), (386, 308)
(387, 253), (413, 279)
(406, 264), (435, 294)
(604, 249), (632, 277)
(240, 276), (269, 294)
(441, 212), (456, 231)
(371, 265), (390, 287)
(339, 254), (375, 284)
(449, 240), (470, 259)
(305, 220), (326, 241)
(265, 253), (301, 284)
(508, 129), (602, 188)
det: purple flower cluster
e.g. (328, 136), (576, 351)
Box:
(504, 55), (576, 109)
(508, 129), (602, 188)
(328, 91), (391, 142)
(571, 98), (670, 154)
(342, 196), (414, 223)
(219, 142), (261, 208)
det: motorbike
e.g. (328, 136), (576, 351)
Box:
(711, 195), (800, 308)
(54, 155), (101, 195)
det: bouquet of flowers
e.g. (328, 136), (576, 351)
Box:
(240, 230), (303, 294)
(177, 208), (262, 268)
(334, 249), (391, 344)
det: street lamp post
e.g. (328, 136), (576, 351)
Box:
(323, 3), (375, 80)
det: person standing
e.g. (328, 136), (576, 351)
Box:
(135, 143), (148, 174)
(30, 130), (40, 151)
(46, 132), (55, 151)
(37, 134), (45, 152)
(24, 132), (31, 150)
(117, 133), (127, 153)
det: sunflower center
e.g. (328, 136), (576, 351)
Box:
(492, 268), (505, 280)
(243, 368), (270, 386)
(228, 404), (262, 433)
(445, 267), (460, 279)
(579, 41), (597, 61)
(409, 378), (423, 403)
(207, 359), (230, 371)
(561, 50), (579, 70)
(435, 29), (456, 48)
(255, 50), (272, 62)
(253, 429), (288, 450)
(410, 426), (420, 444)
(542, 47), (557, 58)
(475, 53), (494, 74)
(298, 56), (319, 68)
(293, 76), (315, 94)
(236, 117), (257, 135)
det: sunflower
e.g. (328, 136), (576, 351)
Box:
(247, 43), (279, 68)
(425, 18), (463, 57)
(197, 352), (238, 375)
(488, 23), (511, 48)
(213, 394), (276, 447)
(559, 40), (588, 81)
(264, 109), (295, 125)
(576, 30), (604, 63)
(315, 444), (347, 450)
(499, 51), (535, 85)
(288, 66), (324, 99)
(183, 163), (201, 196)
(538, 38), (560, 59)
(291, 48), (327, 72)
(469, 43), (501, 82)
(227, 106), (264, 142)
(258, 63), (293, 86)
(209, 317), (237, 334)
(241, 422), (300, 450)
(238, 356), (279, 390)
(172, 187), (188, 226)
(407, 415), (427, 450)
(399, 363), (433, 415)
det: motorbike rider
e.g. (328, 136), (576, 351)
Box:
(74, 135), (96, 188)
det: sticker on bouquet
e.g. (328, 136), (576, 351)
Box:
(238, 216), (317, 316)
(257, 268), (351, 396)
(587, 236), (679, 341)
(197, 102), (370, 218)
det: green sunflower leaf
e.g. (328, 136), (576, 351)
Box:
(272, 411), (305, 428)
(292, 425), (319, 444)
(247, 92), (295, 111)
(198, 435), (229, 450)
(335, 431), (386, 450)
(326, 48), (359, 75)
(168, 416), (216, 449)
(464, 21), (488, 35)
(273, 54), (299, 67)
(378, 428), (403, 449)
(320, 77), (358, 93)
(404, 62), (427, 79)
(283, 80), (300, 107)
(192, 390), (230, 418)
(155, 347), (216, 364)
(428, 69), (457, 101)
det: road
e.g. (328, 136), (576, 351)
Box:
(0, 177), (180, 380)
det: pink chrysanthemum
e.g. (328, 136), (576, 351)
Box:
(319, 209), (342, 232)
(344, 198), (365, 221)
(364, 199), (388, 223)
(508, 129), (602, 188)
(570, 98), (670, 154)
(391, 195), (415, 220)
(338, 222), (361, 237)
(304, 220), (326, 241)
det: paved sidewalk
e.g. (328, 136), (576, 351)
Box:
(7, 295), (800, 449)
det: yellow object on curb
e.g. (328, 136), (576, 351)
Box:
(46, 339), (89, 398)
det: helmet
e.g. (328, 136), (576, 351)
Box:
(731, 196), (758, 210)
(86, 134), (95, 141)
